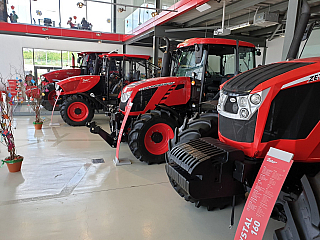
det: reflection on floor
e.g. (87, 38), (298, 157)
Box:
(13, 102), (60, 116)
(0, 114), (284, 240)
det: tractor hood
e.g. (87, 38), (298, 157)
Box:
(56, 75), (100, 96)
(120, 76), (192, 116)
(222, 59), (317, 95)
(122, 76), (189, 93)
(41, 68), (81, 82)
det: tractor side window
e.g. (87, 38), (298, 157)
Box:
(223, 54), (236, 76)
(123, 59), (147, 81)
(239, 47), (255, 73)
(206, 55), (220, 75)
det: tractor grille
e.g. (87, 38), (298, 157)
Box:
(219, 112), (257, 143)
(223, 62), (313, 94)
(131, 88), (158, 112)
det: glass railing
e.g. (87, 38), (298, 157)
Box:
(4, 0), (176, 35)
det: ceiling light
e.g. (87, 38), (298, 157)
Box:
(196, 3), (211, 12)
(228, 22), (251, 31)
(118, 7), (126, 13)
(77, 2), (85, 8)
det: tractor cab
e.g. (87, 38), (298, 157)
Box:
(172, 38), (256, 101)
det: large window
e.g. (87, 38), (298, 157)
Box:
(23, 48), (78, 84)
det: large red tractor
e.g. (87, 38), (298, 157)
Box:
(55, 53), (155, 126)
(88, 38), (257, 164)
(166, 1), (320, 238)
(41, 51), (110, 111)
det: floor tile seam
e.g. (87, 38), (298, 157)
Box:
(72, 181), (170, 196)
(0, 182), (169, 206)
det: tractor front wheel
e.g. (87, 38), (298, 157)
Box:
(128, 109), (178, 164)
(60, 95), (94, 126)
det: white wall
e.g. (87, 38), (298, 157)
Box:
(0, 34), (123, 79)
(265, 37), (285, 64)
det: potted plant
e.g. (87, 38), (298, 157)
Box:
(0, 83), (23, 172)
(27, 85), (43, 129)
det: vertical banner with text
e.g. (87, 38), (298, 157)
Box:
(115, 99), (133, 160)
(234, 147), (293, 240)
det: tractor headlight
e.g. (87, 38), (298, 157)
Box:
(250, 93), (261, 105)
(40, 75), (45, 81)
(121, 91), (132, 103)
(239, 97), (248, 107)
(240, 108), (249, 118)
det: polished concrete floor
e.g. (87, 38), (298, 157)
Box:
(0, 114), (284, 240)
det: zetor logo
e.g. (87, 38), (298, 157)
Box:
(82, 79), (90, 83)
(266, 158), (277, 164)
(308, 74), (320, 83)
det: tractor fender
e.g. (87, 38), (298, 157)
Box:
(155, 104), (184, 126)
(57, 75), (100, 96)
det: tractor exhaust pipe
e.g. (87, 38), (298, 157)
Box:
(161, 37), (171, 77)
(286, 0), (310, 60)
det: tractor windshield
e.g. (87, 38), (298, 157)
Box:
(174, 48), (206, 78)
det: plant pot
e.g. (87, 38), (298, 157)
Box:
(2, 155), (24, 172)
(33, 121), (43, 130)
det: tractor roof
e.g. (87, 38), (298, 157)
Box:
(177, 38), (255, 48)
(99, 53), (150, 60)
(78, 51), (109, 56)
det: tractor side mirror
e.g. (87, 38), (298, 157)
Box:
(256, 49), (261, 56)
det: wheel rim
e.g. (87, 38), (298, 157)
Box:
(48, 90), (58, 106)
(144, 123), (174, 155)
(67, 102), (89, 122)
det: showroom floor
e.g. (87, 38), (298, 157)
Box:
(0, 114), (284, 240)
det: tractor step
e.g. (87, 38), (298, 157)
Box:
(166, 137), (245, 200)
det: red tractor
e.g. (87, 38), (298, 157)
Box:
(55, 53), (156, 126)
(88, 37), (257, 164)
(41, 51), (110, 111)
(166, 1), (320, 238)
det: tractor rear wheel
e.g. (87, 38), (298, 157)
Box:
(128, 109), (178, 164)
(60, 95), (94, 126)
(274, 172), (320, 239)
(42, 83), (59, 111)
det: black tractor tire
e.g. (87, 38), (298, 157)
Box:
(41, 83), (59, 111)
(128, 109), (179, 164)
(274, 172), (320, 239)
(60, 95), (94, 126)
(168, 111), (218, 152)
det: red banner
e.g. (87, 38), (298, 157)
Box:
(234, 147), (293, 240)
(115, 99), (133, 160)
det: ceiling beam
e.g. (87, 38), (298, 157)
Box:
(184, 0), (267, 28)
